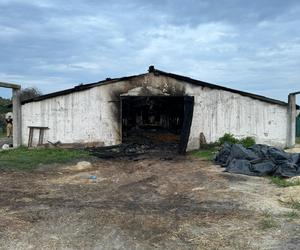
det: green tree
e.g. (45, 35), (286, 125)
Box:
(0, 87), (42, 135)
(0, 97), (12, 134)
(20, 87), (42, 102)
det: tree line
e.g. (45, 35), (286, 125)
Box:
(0, 87), (42, 135)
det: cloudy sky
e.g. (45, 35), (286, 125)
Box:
(0, 0), (299, 102)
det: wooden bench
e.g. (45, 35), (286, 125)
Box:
(28, 126), (49, 147)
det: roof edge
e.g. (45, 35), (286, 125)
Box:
(20, 73), (147, 105)
(20, 67), (296, 108)
(152, 68), (289, 107)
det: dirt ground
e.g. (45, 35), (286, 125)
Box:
(0, 154), (300, 250)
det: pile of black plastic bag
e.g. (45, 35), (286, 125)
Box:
(214, 143), (300, 177)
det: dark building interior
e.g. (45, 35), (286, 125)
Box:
(121, 96), (184, 151)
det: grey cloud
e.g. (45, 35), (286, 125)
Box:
(0, 0), (299, 102)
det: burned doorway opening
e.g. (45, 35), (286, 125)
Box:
(121, 96), (194, 153)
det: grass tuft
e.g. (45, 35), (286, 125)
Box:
(279, 198), (300, 211)
(269, 176), (300, 187)
(258, 210), (278, 230)
(0, 147), (92, 171)
(282, 211), (299, 220)
(190, 149), (216, 161)
(259, 218), (278, 230)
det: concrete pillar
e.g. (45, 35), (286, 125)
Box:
(287, 94), (296, 147)
(12, 88), (22, 147)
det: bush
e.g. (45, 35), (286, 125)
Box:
(217, 133), (239, 145)
(217, 133), (256, 148)
(239, 137), (256, 148)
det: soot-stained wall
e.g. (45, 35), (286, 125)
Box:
(21, 72), (289, 149)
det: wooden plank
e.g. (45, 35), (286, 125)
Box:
(28, 126), (49, 129)
(28, 128), (34, 147)
(38, 129), (44, 145)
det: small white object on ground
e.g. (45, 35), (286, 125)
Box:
(74, 161), (92, 170)
(2, 144), (9, 150)
(192, 187), (205, 191)
(287, 176), (300, 183)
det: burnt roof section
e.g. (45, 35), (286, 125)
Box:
(21, 66), (292, 107)
(20, 73), (147, 105)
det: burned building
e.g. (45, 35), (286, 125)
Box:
(21, 66), (292, 152)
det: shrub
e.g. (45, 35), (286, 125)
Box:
(217, 133), (239, 145)
(239, 136), (256, 148)
(217, 133), (256, 148)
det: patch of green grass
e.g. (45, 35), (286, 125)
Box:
(190, 149), (216, 160)
(259, 218), (278, 230)
(280, 198), (300, 210)
(280, 198), (300, 211)
(282, 211), (299, 221)
(259, 210), (278, 230)
(0, 147), (92, 171)
(290, 201), (300, 210)
(269, 176), (300, 187)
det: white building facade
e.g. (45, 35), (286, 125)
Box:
(21, 68), (289, 151)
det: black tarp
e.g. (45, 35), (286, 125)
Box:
(214, 143), (300, 177)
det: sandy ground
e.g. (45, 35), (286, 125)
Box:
(0, 154), (300, 250)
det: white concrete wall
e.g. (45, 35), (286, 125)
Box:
(185, 86), (288, 150)
(21, 73), (288, 149)
(21, 86), (120, 146)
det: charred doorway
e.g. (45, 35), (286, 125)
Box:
(121, 96), (194, 153)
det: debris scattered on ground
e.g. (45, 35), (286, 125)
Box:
(0, 156), (299, 249)
(215, 143), (300, 177)
(87, 140), (178, 159)
(73, 161), (92, 171)
(287, 176), (300, 184)
(285, 147), (300, 154)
